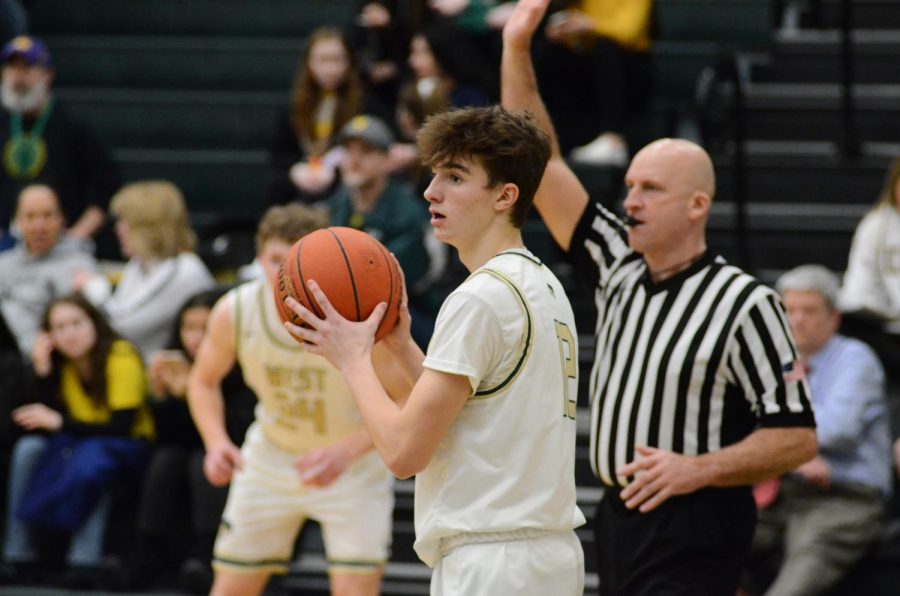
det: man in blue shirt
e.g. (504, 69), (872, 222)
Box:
(748, 264), (892, 595)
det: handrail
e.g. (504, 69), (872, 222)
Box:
(696, 53), (750, 270)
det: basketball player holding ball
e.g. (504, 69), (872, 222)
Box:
(187, 204), (404, 596)
(284, 103), (586, 594)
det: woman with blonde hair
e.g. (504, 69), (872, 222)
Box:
(81, 181), (214, 360)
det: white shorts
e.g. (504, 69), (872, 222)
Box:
(431, 530), (584, 596)
(213, 424), (394, 575)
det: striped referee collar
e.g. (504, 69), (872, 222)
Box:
(640, 250), (716, 293)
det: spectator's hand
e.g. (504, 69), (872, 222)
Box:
(289, 161), (336, 194)
(388, 143), (419, 173)
(367, 60), (399, 84)
(12, 403), (63, 432)
(545, 9), (595, 45)
(504, 0), (552, 51)
(486, 2), (518, 29)
(359, 2), (391, 28)
(148, 354), (169, 399)
(30, 332), (54, 377)
(617, 446), (711, 512)
(294, 443), (353, 488)
(795, 456), (831, 489)
(71, 270), (95, 292)
(203, 440), (243, 487)
(429, 0), (470, 17)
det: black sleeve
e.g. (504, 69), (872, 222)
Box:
(61, 408), (137, 438)
(0, 353), (29, 448)
(265, 109), (305, 206)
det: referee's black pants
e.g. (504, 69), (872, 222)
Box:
(594, 486), (756, 596)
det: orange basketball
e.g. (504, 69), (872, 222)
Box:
(274, 226), (403, 342)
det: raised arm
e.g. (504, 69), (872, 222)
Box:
(501, 0), (589, 250)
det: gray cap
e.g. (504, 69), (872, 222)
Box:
(338, 115), (394, 152)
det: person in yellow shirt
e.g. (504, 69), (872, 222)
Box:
(536, 0), (654, 166)
(1, 293), (152, 588)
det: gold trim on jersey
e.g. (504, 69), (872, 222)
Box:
(470, 268), (533, 399)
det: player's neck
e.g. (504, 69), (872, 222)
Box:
(458, 227), (523, 272)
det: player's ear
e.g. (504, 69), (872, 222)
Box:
(495, 183), (519, 214)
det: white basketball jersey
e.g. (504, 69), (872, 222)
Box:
(416, 249), (586, 566)
(230, 279), (364, 454)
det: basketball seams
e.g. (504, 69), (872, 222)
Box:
(295, 237), (325, 321)
(328, 229), (362, 321)
(373, 242), (398, 341)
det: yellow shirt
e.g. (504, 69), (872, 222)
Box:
(578, 0), (653, 52)
(60, 339), (155, 440)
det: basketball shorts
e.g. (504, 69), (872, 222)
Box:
(212, 423), (394, 575)
(431, 529), (585, 596)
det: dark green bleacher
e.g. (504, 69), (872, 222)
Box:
(30, 0), (357, 37)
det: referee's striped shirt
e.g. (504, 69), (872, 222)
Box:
(569, 202), (816, 488)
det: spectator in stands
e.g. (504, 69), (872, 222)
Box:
(1, 294), (152, 588)
(408, 22), (495, 108)
(266, 28), (379, 206)
(0, 1), (27, 44)
(0, 35), (121, 252)
(841, 157), (900, 338)
(0, 312), (28, 550)
(534, 0), (654, 165)
(132, 289), (254, 594)
(328, 115), (437, 345)
(0, 184), (98, 357)
(80, 180), (214, 361)
(389, 78), (451, 193)
(744, 265), (892, 596)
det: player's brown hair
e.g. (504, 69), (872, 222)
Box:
(110, 180), (196, 260)
(256, 203), (329, 251)
(416, 106), (551, 227)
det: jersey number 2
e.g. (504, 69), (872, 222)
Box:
(555, 320), (577, 419)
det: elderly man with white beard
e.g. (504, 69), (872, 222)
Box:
(0, 35), (120, 252)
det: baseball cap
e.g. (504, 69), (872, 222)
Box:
(338, 115), (394, 152)
(1, 36), (53, 69)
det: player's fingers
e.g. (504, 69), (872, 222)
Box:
(306, 279), (344, 320)
(366, 302), (389, 326)
(284, 296), (323, 328)
(284, 322), (317, 346)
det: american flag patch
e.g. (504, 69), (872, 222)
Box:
(782, 360), (808, 383)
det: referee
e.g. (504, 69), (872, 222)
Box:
(501, 2), (817, 594)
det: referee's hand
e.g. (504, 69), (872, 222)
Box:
(617, 446), (710, 513)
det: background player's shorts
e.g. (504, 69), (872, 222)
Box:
(213, 423), (394, 575)
(431, 530), (584, 596)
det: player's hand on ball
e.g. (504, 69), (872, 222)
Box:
(283, 280), (387, 372)
(381, 253), (413, 353)
(204, 441), (243, 487)
(294, 443), (352, 488)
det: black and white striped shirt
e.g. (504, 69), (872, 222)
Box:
(570, 202), (815, 488)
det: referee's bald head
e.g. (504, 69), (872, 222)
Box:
(634, 138), (716, 202)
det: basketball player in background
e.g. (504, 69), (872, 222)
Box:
(283, 105), (586, 595)
(188, 204), (401, 596)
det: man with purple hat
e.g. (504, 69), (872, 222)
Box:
(0, 35), (120, 252)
